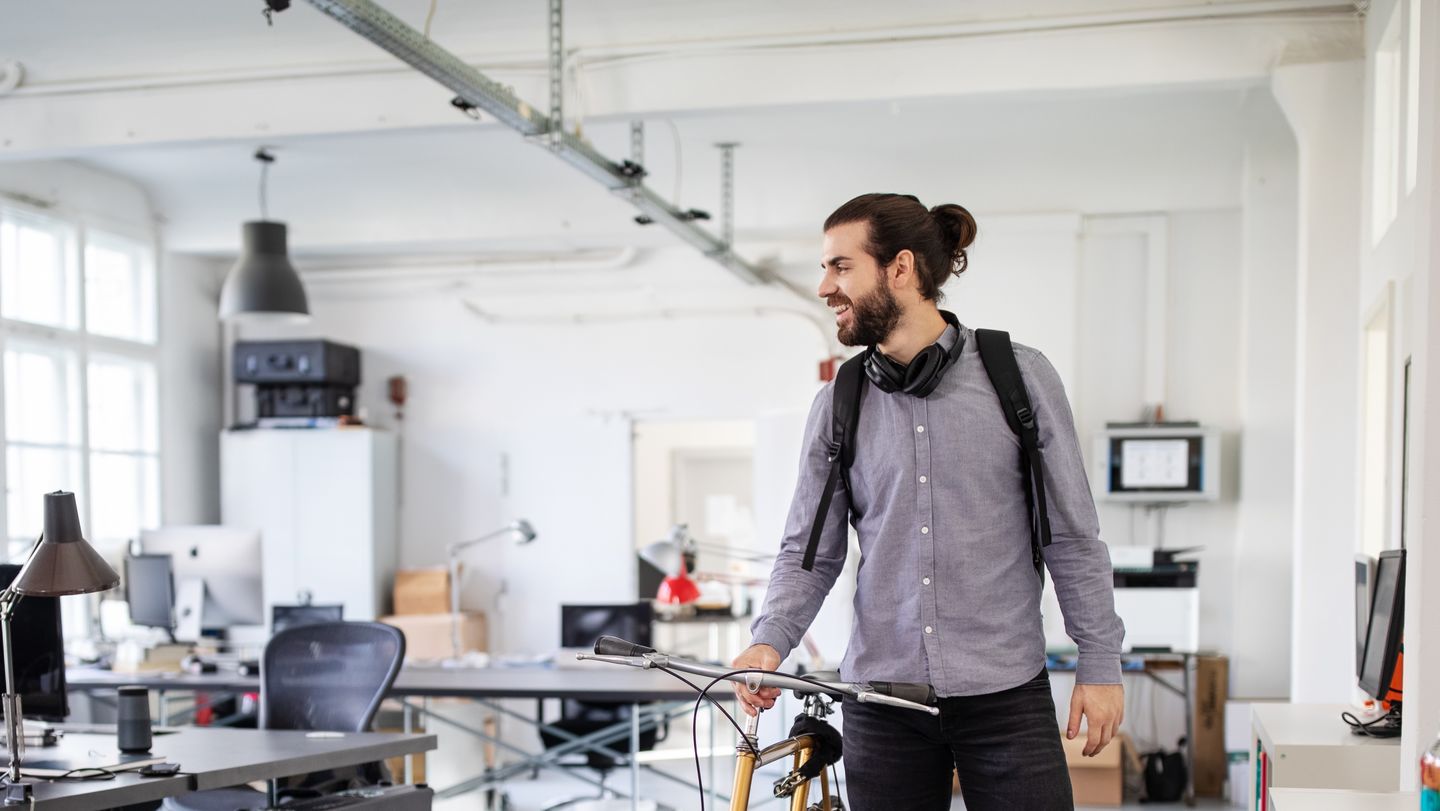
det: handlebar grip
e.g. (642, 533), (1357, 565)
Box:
(868, 681), (936, 706)
(593, 635), (656, 657)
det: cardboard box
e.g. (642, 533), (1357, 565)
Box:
(393, 568), (452, 615)
(380, 612), (485, 660)
(1062, 731), (1123, 806)
(1193, 655), (1230, 798)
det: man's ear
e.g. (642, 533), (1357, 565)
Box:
(890, 249), (916, 288)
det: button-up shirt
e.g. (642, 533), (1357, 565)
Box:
(751, 323), (1125, 695)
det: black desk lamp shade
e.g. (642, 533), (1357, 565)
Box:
(12, 492), (119, 596)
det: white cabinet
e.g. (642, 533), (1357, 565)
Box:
(221, 428), (397, 623)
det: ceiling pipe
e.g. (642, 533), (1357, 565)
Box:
(300, 0), (776, 289)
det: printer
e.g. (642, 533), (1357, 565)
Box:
(1109, 546), (1199, 653)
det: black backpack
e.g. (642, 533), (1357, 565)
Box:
(799, 329), (1053, 580)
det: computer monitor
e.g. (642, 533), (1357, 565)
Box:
(1092, 425), (1221, 502)
(560, 602), (654, 650)
(125, 553), (175, 632)
(1355, 555), (1375, 679)
(140, 526), (263, 631)
(0, 564), (67, 721)
(272, 604), (343, 635)
(1359, 549), (1405, 701)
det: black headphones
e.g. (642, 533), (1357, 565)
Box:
(863, 310), (965, 398)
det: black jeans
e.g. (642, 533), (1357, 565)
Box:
(842, 668), (1073, 811)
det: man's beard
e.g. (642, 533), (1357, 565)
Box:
(832, 281), (902, 347)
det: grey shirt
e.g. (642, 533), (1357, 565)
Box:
(751, 323), (1125, 695)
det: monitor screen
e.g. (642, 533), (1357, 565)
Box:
(1359, 550), (1405, 700)
(0, 564), (67, 721)
(140, 527), (263, 628)
(1110, 436), (1204, 493)
(272, 604), (343, 635)
(560, 603), (654, 650)
(126, 554), (175, 630)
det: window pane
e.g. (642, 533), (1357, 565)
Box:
(85, 232), (156, 343)
(88, 452), (159, 545)
(0, 212), (79, 330)
(4, 345), (81, 446)
(88, 357), (158, 453)
(6, 446), (84, 544)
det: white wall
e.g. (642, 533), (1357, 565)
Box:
(1272, 60), (1366, 704)
(1233, 90), (1301, 700)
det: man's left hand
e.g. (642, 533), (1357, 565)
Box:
(1067, 683), (1124, 757)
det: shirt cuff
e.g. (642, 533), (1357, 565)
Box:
(748, 623), (795, 663)
(1075, 653), (1122, 685)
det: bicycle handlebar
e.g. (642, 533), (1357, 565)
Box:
(579, 637), (940, 716)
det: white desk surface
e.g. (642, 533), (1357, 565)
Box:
(1252, 703), (1401, 750)
(1269, 788), (1419, 810)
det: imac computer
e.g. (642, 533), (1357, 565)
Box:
(140, 526), (263, 640)
(1353, 549), (1405, 737)
(125, 553), (176, 636)
(0, 564), (67, 721)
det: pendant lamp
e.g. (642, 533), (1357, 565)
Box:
(218, 148), (310, 322)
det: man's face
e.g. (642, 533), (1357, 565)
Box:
(819, 221), (903, 347)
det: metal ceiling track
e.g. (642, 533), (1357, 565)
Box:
(301, 0), (774, 286)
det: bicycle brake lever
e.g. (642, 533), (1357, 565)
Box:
(854, 690), (941, 715)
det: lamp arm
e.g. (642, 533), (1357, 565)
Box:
(446, 525), (521, 659)
(2, 586), (22, 784)
(446, 526), (516, 557)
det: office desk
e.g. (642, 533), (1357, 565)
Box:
(17, 726), (436, 810)
(1250, 703), (1401, 810)
(70, 665), (728, 810)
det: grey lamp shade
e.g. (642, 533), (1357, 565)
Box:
(12, 492), (119, 597)
(219, 221), (310, 321)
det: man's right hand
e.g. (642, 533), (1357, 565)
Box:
(731, 643), (782, 716)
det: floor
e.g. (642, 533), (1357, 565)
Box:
(429, 757), (1238, 810)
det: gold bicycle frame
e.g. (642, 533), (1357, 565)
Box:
(729, 731), (834, 811)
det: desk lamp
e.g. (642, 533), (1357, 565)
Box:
(446, 520), (535, 660)
(1, 492), (119, 804)
(639, 524), (773, 606)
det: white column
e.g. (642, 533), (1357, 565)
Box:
(1399, 0), (1440, 783)
(1271, 61), (1366, 703)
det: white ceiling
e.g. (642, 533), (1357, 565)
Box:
(1, 0), (1341, 264)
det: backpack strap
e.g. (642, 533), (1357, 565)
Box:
(975, 329), (1052, 579)
(801, 353), (867, 572)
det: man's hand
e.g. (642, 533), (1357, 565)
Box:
(1067, 683), (1124, 757)
(731, 644), (781, 717)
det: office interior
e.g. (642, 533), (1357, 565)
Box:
(0, 0), (1437, 809)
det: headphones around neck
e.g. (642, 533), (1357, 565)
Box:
(863, 311), (965, 398)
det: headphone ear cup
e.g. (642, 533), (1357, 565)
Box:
(863, 350), (902, 393)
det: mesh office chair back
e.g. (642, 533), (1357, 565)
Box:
(261, 621), (405, 732)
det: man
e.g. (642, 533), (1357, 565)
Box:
(733, 193), (1125, 810)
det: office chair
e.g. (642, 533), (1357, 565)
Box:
(540, 603), (666, 811)
(162, 621), (405, 811)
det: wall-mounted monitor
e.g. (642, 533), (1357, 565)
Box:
(1092, 425), (1220, 502)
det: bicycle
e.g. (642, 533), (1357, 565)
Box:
(580, 636), (939, 811)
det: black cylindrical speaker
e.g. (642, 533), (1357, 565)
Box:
(116, 685), (152, 753)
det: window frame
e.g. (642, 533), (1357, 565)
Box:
(0, 197), (162, 560)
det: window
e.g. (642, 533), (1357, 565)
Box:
(1371, 9), (1403, 243)
(0, 204), (160, 561)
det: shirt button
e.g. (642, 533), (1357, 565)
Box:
(916, 425), (925, 433)
(924, 626), (934, 634)
(923, 577), (931, 586)
(921, 526), (929, 534)
(919, 475), (928, 484)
